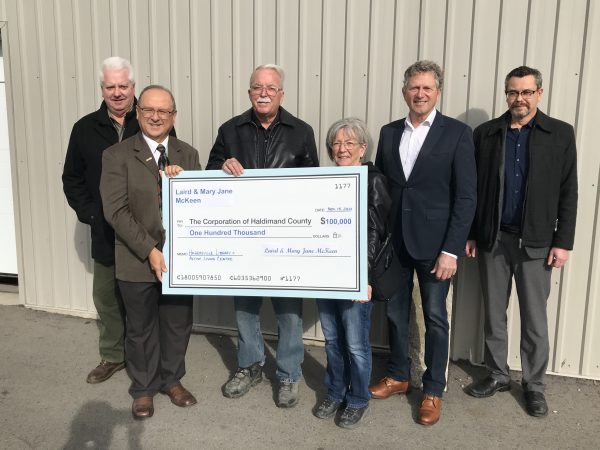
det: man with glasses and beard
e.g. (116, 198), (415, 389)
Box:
(465, 66), (578, 418)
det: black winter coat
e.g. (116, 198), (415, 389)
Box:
(205, 107), (318, 170)
(471, 110), (577, 250)
(62, 101), (140, 265)
(366, 162), (391, 274)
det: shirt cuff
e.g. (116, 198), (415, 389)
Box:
(441, 251), (457, 259)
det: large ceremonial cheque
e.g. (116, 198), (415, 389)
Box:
(162, 166), (368, 300)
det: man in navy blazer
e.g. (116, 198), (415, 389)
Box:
(370, 60), (476, 426)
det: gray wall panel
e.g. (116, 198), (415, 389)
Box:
(190, 0), (213, 158)
(319, 0), (345, 156)
(578, 0), (600, 379)
(442, 0), (472, 118)
(91, 1), (112, 81)
(170, 0), (193, 142)
(1, 0), (599, 378)
(365, 0), (396, 152)
(344, 0), (369, 120)
(276, 0), (300, 115)
(232, 0), (254, 117)
(211, 0), (233, 149)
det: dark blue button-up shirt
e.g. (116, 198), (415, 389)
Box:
(501, 118), (533, 229)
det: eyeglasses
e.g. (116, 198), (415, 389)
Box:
(332, 141), (360, 150)
(249, 85), (282, 96)
(137, 106), (176, 119)
(505, 89), (538, 99)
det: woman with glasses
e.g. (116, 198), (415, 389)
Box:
(313, 118), (391, 429)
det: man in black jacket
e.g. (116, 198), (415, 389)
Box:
(465, 66), (578, 417)
(206, 64), (318, 408)
(62, 56), (137, 384)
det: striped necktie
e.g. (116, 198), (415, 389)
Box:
(157, 145), (169, 214)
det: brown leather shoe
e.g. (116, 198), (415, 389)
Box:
(369, 377), (410, 399)
(132, 396), (154, 420)
(418, 394), (442, 426)
(164, 384), (197, 407)
(86, 360), (125, 384)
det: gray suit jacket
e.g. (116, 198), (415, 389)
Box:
(100, 132), (201, 282)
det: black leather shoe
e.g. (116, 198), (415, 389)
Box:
(525, 391), (548, 417)
(465, 376), (511, 398)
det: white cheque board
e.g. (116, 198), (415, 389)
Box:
(162, 166), (368, 299)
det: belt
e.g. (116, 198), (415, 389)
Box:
(500, 224), (520, 234)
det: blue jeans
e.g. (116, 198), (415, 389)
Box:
(317, 298), (373, 408)
(386, 251), (450, 397)
(234, 296), (304, 383)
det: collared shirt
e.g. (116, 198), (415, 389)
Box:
(109, 116), (125, 142)
(399, 109), (437, 180)
(107, 104), (134, 142)
(501, 117), (533, 230)
(142, 133), (170, 165)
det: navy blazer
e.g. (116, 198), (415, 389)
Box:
(375, 111), (477, 260)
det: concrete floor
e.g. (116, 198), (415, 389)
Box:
(0, 296), (598, 450)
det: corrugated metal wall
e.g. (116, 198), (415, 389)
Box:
(1, 0), (598, 379)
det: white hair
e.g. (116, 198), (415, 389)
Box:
(99, 56), (135, 85)
(249, 64), (285, 88)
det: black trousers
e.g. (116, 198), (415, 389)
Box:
(118, 281), (193, 399)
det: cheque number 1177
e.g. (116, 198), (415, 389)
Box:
(335, 183), (351, 189)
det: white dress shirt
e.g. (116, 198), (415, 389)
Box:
(399, 109), (437, 180)
(142, 134), (170, 165)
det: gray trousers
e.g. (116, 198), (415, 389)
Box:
(478, 231), (552, 392)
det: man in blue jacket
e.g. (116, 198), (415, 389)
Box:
(370, 60), (477, 426)
(465, 66), (578, 418)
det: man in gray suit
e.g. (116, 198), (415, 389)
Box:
(465, 66), (578, 417)
(100, 85), (201, 420)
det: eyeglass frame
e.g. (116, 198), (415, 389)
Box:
(331, 140), (363, 150)
(137, 105), (177, 119)
(505, 89), (539, 99)
(249, 85), (283, 96)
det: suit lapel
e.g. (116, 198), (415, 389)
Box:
(409, 111), (444, 177)
(391, 121), (407, 183)
(133, 133), (159, 177)
(166, 138), (184, 167)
